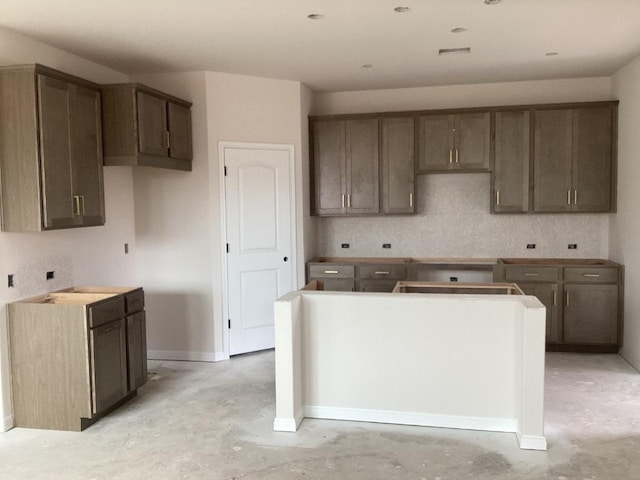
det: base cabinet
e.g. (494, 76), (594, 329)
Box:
(8, 287), (147, 431)
(563, 284), (618, 345)
(518, 283), (561, 344)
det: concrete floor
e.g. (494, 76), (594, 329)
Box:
(1, 351), (639, 479)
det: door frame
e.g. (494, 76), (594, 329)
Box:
(218, 141), (297, 360)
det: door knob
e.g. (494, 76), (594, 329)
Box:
(283, 257), (288, 262)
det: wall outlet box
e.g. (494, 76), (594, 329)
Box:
(341, 243), (350, 249)
(382, 243), (391, 249)
(46, 271), (55, 280)
(568, 244), (578, 250)
(8, 274), (14, 288)
(526, 244), (536, 249)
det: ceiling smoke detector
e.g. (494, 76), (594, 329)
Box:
(484, 0), (502, 4)
(451, 27), (467, 33)
(307, 14), (324, 20)
(361, 64), (373, 69)
(394, 6), (410, 13)
(438, 47), (472, 55)
(546, 52), (560, 56)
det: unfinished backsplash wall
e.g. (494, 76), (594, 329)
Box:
(318, 173), (609, 259)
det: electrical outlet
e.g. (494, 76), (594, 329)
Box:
(46, 271), (55, 280)
(341, 243), (350, 249)
(568, 244), (577, 250)
(124, 243), (129, 254)
(526, 244), (536, 249)
(8, 274), (14, 288)
(382, 243), (391, 249)
(449, 276), (458, 282)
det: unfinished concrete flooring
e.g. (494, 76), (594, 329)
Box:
(1, 351), (639, 479)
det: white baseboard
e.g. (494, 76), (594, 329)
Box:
(304, 405), (517, 434)
(147, 350), (227, 362)
(517, 434), (547, 451)
(1, 414), (14, 433)
(273, 410), (304, 432)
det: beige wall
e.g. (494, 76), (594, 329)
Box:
(312, 77), (615, 260)
(0, 27), (136, 431)
(611, 54), (640, 371)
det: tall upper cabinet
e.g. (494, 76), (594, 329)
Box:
(101, 84), (193, 171)
(0, 64), (105, 232)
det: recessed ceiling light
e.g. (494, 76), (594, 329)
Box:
(545, 52), (559, 56)
(451, 27), (467, 33)
(394, 6), (410, 13)
(361, 64), (373, 69)
(438, 47), (472, 55)
(484, 0), (501, 4)
(307, 13), (324, 20)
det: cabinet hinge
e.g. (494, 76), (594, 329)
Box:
(228, 319), (231, 329)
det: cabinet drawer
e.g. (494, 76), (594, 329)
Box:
(125, 290), (145, 313)
(358, 279), (399, 292)
(308, 264), (355, 279)
(563, 267), (618, 283)
(358, 264), (407, 279)
(504, 266), (560, 283)
(88, 296), (126, 328)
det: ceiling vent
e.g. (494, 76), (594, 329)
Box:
(438, 47), (472, 55)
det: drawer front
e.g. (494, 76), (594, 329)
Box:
(358, 264), (407, 280)
(358, 279), (399, 293)
(125, 290), (145, 313)
(320, 279), (355, 292)
(563, 267), (618, 283)
(89, 296), (126, 328)
(308, 264), (355, 279)
(504, 266), (560, 283)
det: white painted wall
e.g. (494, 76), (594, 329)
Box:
(611, 54), (640, 371)
(0, 27), (136, 431)
(312, 78), (615, 260)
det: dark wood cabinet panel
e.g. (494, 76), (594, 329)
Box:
(417, 112), (490, 172)
(346, 119), (379, 214)
(0, 65), (105, 232)
(563, 284), (618, 345)
(518, 282), (561, 344)
(312, 120), (346, 215)
(126, 311), (148, 392)
(492, 110), (530, 213)
(90, 319), (128, 414)
(102, 84), (192, 171)
(381, 117), (415, 214)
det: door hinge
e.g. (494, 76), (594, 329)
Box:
(228, 319), (231, 329)
(224, 166), (227, 176)
(226, 243), (229, 253)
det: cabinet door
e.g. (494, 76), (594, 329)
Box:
(70, 85), (105, 226)
(533, 109), (573, 212)
(381, 117), (415, 214)
(312, 120), (346, 215)
(137, 91), (168, 157)
(417, 114), (453, 172)
(519, 282), (560, 344)
(168, 102), (192, 161)
(492, 111), (530, 213)
(455, 112), (490, 170)
(90, 319), (128, 414)
(37, 75), (75, 229)
(346, 119), (379, 214)
(319, 279), (355, 291)
(126, 311), (148, 391)
(572, 107), (614, 212)
(563, 284), (618, 345)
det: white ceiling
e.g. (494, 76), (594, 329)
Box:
(1, 0), (640, 92)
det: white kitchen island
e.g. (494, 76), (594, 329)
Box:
(273, 287), (547, 450)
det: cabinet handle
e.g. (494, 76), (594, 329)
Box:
(374, 271), (390, 275)
(566, 291), (570, 307)
(324, 270), (339, 274)
(347, 194), (351, 208)
(553, 290), (557, 306)
(449, 149), (453, 163)
(574, 189), (578, 205)
(583, 273), (600, 278)
(567, 190), (571, 205)
(496, 190), (500, 206)
(341, 194), (345, 209)
(409, 192), (414, 207)
(524, 272), (540, 276)
(455, 149), (459, 163)
(73, 196), (81, 216)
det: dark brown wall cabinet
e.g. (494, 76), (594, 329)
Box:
(0, 64), (105, 232)
(102, 84), (193, 171)
(417, 112), (490, 173)
(311, 116), (415, 216)
(533, 105), (616, 213)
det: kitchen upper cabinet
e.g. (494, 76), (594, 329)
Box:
(311, 118), (379, 215)
(491, 110), (530, 213)
(102, 84), (193, 171)
(417, 112), (490, 173)
(0, 65), (105, 232)
(381, 117), (415, 214)
(533, 105), (616, 213)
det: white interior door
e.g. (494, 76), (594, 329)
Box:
(223, 144), (294, 355)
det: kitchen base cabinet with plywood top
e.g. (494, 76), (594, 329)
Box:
(7, 287), (147, 431)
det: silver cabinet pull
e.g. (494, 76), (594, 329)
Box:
(553, 290), (557, 306)
(567, 190), (571, 205)
(496, 190), (500, 206)
(347, 194), (351, 208)
(566, 291), (570, 306)
(409, 192), (414, 208)
(455, 149), (459, 163)
(341, 194), (345, 209)
(524, 272), (540, 276)
(449, 149), (453, 163)
(323, 270), (339, 274)
(374, 271), (390, 275)
(574, 189), (578, 205)
(583, 273), (600, 278)
(73, 196), (81, 216)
